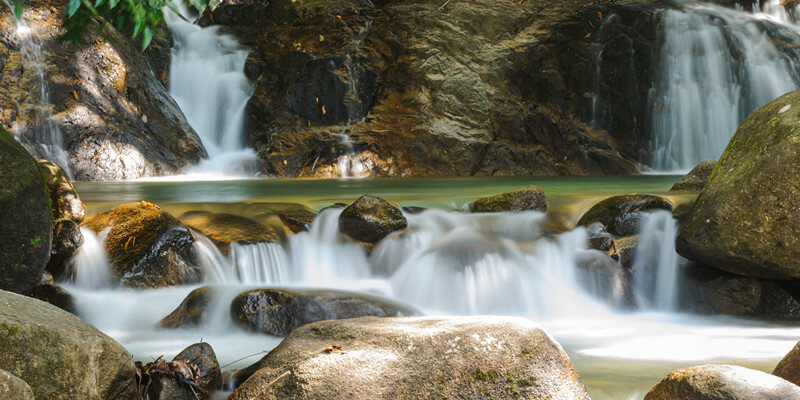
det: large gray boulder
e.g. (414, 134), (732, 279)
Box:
(644, 364), (800, 400)
(0, 289), (137, 400)
(229, 316), (590, 400)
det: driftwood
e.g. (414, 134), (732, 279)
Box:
(135, 356), (202, 400)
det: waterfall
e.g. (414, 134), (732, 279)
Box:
(649, 2), (800, 171)
(68, 227), (112, 289)
(167, 13), (257, 176)
(230, 242), (289, 284)
(631, 210), (687, 310)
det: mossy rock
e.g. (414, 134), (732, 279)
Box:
(159, 286), (214, 328)
(577, 195), (672, 237)
(677, 90), (800, 279)
(339, 195), (407, 244)
(179, 211), (280, 254)
(467, 185), (548, 213)
(0, 369), (34, 400)
(645, 365), (800, 400)
(37, 159), (86, 223)
(669, 159), (716, 192)
(0, 128), (52, 294)
(85, 202), (199, 288)
(0, 289), (137, 400)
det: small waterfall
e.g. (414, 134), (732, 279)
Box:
(230, 242), (289, 284)
(631, 210), (686, 311)
(193, 230), (236, 283)
(759, 0), (800, 23)
(167, 13), (257, 176)
(649, 3), (800, 171)
(68, 227), (112, 289)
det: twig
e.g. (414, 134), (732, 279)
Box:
(436, 0), (453, 12)
(196, 350), (270, 380)
(263, 371), (291, 392)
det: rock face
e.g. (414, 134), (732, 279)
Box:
(0, 369), (34, 400)
(180, 211), (280, 254)
(468, 186), (548, 212)
(0, 0), (206, 181)
(160, 286), (214, 328)
(577, 195), (673, 237)
(202, 0), (663, 178)
(37, 159), (85, 222)
(0, 127), (52, 294)
(86, 202), (199, 288)
(0, 289), (137, 400)
(644, 364), (800, 400)
(774, 340), (800, 386)
(683, 272), (800, 320)
(670, 159), (716, 192)
(231, 289), (401, 336)
(677, 90), (800, 279)
(46, 219), (83, 279)
(338, 195), (407, 243)
(230, 316), (590, 400)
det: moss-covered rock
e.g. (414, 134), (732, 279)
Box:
(180, 211), (280, 254)
(85, 202), (199, 288)
(338, 195), (407, 243)
(669, 159), (716, 192)
(577, 195), (673, 237)
(229, 316), (590, 400)
(230, 289), (401, 337)
(159, 286), (214, 328)
(0, 127), (52, 294)
(644, 364), (800, 400)
(37, 159), (85, 223)
(774, 339), (800, 386)
(677, 90), (800, 279)
(468, 186), (548, 213)
(0, 369), (34, 400)
(0, 289), (137, 400)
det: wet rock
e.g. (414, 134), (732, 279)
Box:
(0, 0), (206, 181)
(25, 283), (75, 314)
(468, 186), (548, 213)
(146, 342), (222, 400)
(230, 289), (401, 337)
(230, 316), (590, 399)
(86, 202), (199, 289)
(577, 195), (673, 237)
(0, 289), (137, 400)
(160, 286), (214, 328)
(644, 364), (800, 400)
(669, 159), (716, 192)
(46, 219), (83, 280)
(180, 211), (280, 254)
(0, 127), (52, 294)
(677, 90), (800, 279)
(338, 195), (407, 243)
(774, 339), (800, 386)
(37, 159), (85, 223)
(0, 369), (34, 400)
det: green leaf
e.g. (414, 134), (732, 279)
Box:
(132, 5), (145, 37)
(141, 25), (153, 50)
(109, 0), (121, 10)
(65, 0), (82, 17)
(13, 1), (23, 19)
(94, 0), (107, 8)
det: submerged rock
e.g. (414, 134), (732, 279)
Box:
(145, 342), (222, 400)
(180, 211), (280, 254)
(678, 90), (800, 279)
(774, 339), (800, 386)
(0, 127), (52, 294)
(230, 289), (401, 337)
(669, 159), (716, 192)
(46, 219), (83, 280)
(230, 316), (590, 399)
(0, 369), (34, 400)
(644, 364), (800, 400)
(338, 195), (407, 243)
(160, 286), (214, 328)
(577, 195), (673, 237)
(0, 289), (137, 400)
(37, 159), (85, 223)
(467, 185), (548, 213)
(86, 202), (199, 289)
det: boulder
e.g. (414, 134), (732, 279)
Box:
(644, 364), (800, 400)
(338, 195), (407, 243)
(0, 289), (137, 400)
(0, 0), (206, 181)
(677, 90), (800, 279)
(37, 159), (85, 223)
(577, 195), (673, 237)
(180, 211), (280, 254)
(230, 316), (590, 399)
(230, 289), (401, 336)
(145, 342), (222, 400)
(467, 186), (548, 213)
(683, 272), (800, 320)
(0, 127), (52, 294)
(46, 219), (83, 279)
(160, 286), (214, 328)
(0, 369), (34, 400)
(25, 283), (75, 314)
(774, 340), (800, 386)
(86, 202), (199, 288)
(669, 159), (716, 192)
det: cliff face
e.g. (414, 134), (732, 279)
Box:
(0, 0), (206, 181)
(202, 0), (671, 177)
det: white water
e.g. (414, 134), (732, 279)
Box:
(167, 13), (258, 177)
(69, 227), (112, 289)
(632, 210), (687, 310)
(649, 2), (800, 171)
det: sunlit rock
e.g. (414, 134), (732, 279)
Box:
(645, 364), (800, 400)
(179, 211), (279, 254)
(467, 185), (547, 213)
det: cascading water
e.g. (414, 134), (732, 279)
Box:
(166, 13), (257, 177)
(631, 210), (687, 311)
(649, 2), (800, 171)
(68, 227), (112, 289)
